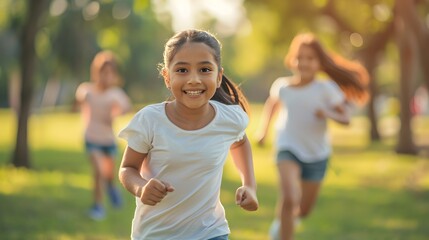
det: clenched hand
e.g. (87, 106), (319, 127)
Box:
(140, 178), (175, 206)
(235, 186), (258, 211)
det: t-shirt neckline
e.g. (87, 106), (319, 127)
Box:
(162, 101), (218, 132)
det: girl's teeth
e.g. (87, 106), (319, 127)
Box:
(186, 91), (202, 96)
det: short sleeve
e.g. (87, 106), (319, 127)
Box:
(118, 108), (152, 153)
(233, 105), (249, 142)
(324, 81), (345, 106)
(212, 101), (249, 143)
(75, 82), (90, 102)
(111, 87), (131, 113)
(235, 111), (249, 142)
(269, 77), (288, 99)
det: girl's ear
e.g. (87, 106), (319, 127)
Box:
(217, 67), (224, 88)
(162, 68), (171, 89)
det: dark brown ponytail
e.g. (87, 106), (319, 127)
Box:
(211, 75), (250, 114)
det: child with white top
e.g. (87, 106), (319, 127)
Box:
(75, 50), (132, 220)
(257, 33), (368, 240)
(118, 29), (258, 240)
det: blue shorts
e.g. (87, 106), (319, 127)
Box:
(208, 234), (228, 240)
(276, 150), (329, 181)
(85, 140), (117, 158)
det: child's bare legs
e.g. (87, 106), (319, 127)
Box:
(273, 161), (323, 240)
(89, 151), (109, 206)
(277, 160), (301, 240)
(102, 154), (123, 207)
(299, 180), (322, 217)
(88, 151), (121, 220)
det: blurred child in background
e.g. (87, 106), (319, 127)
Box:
(75, 50), (132, 220)
(257, 33), (368, 240)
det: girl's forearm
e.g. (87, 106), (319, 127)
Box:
(324, 110), (350, 125)
(318, 103), (351, 125)
(119, 147), (149, 197)
(257, 97), (279, 139)
(119, 167), (148, 198)
(230, 136), (257, 189)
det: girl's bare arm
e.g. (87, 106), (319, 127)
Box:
(256, 96), (281, 146)
(119, 146), (174, 205)
(316, 102), (351, 125)
(119, 146), (148, 197)
(230, 135), (259, 211)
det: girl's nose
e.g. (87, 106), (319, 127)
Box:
(188, 72), (201, 84)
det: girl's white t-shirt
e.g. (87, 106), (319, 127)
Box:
(118, 100), (248, 240)
(77, 83), (130, 145)
(270, 77), (345, 162)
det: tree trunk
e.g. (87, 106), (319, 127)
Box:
(11, 0), (48, 168)
(357, 21), (395, 142)
(365, 59), (381, 141)
(396, 0), (429, 90)
(394, 0), (418, 154)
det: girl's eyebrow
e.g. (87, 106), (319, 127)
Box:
(173, 61), (189, 66)
(198, 61), (215, 65)
(173, 61), (215, 66)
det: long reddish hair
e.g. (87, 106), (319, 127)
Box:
(285, 33), (369, 105)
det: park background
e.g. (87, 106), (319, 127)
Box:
(1, 0), (429, 239)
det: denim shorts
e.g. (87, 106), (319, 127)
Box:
(208, 235), (228, 240)
(85, 140), (117, 157)
(276, 150), (329, 181)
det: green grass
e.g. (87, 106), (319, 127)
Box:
(1, 105), (429, 240)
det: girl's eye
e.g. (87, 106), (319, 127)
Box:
(176, 68), (187, 73)
(201, 67), (212, 73)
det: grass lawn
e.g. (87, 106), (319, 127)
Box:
(1, 104), (429, 240)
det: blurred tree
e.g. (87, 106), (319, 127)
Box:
(43, 0), (168, 104)
(356, 21), (394, 141)
(398, 0), (429, 85)
(393, 19), (416, 154)
(392, 0), (429, 154)
(0, 1), (24, 108)
(12, 0), (49, 168)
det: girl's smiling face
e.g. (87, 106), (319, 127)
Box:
(163, 42), (223, 110)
